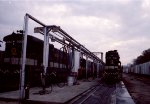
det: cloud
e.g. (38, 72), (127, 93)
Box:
(0, 0), (150, 65)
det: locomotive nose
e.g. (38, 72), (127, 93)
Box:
(110, 60), (113, 65)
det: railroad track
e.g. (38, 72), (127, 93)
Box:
(131, 75), (150, 85)
(67, 82), (117, 104)
(67, 84), (99, 104)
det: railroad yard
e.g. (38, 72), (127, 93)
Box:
(0, 13), (150, 104)
(123, 73), (150, 104)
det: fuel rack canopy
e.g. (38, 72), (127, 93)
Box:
(25, 13), (103, 63)
(20, 13), (104, 100)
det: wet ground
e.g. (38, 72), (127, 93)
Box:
(68, 82), (135, 104)
(123, 73), (150, 104)
(0, 77), (135, 104)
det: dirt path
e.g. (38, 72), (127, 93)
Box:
(123, 73), (150, 104)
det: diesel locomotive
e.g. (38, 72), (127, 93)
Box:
(0, 32), (69, 92)
(102, 50), (122, 83)
(0, 32), (102, 92)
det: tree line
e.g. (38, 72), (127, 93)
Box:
(133, 48), (150, 65)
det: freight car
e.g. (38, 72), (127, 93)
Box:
(0, 32), (69, 92)
(124, 61), (150, 76)
(102, 50), (122, 83)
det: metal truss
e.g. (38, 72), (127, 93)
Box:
(20, 13), (104, 100)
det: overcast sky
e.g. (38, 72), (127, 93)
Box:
(0, 0), (150, 65)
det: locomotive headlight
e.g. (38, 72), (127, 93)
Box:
(11, 48), (17, 55)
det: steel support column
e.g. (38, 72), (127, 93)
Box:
(92, 60), (95, 79)
(86, 56), (88, 80)
(97, 62), (100, 78)
(43, 27), (48, 74)
(73, 50), (80, 84)
(20, 14), (28, 100)
(41, 27), (49, 92)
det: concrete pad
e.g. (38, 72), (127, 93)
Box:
(0, 80), (135, 104)
(0, 79), (99, 104)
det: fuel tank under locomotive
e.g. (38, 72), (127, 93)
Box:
(102, 50), (122, 83)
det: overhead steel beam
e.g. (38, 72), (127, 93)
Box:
(34, 25), (104, 63)
(26, 13), (46, 27)
(54, 26), (102, 62)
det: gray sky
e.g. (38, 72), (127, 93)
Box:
(0, 0), (150, 65)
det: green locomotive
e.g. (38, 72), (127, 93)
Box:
(102, 50), (122, 83)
